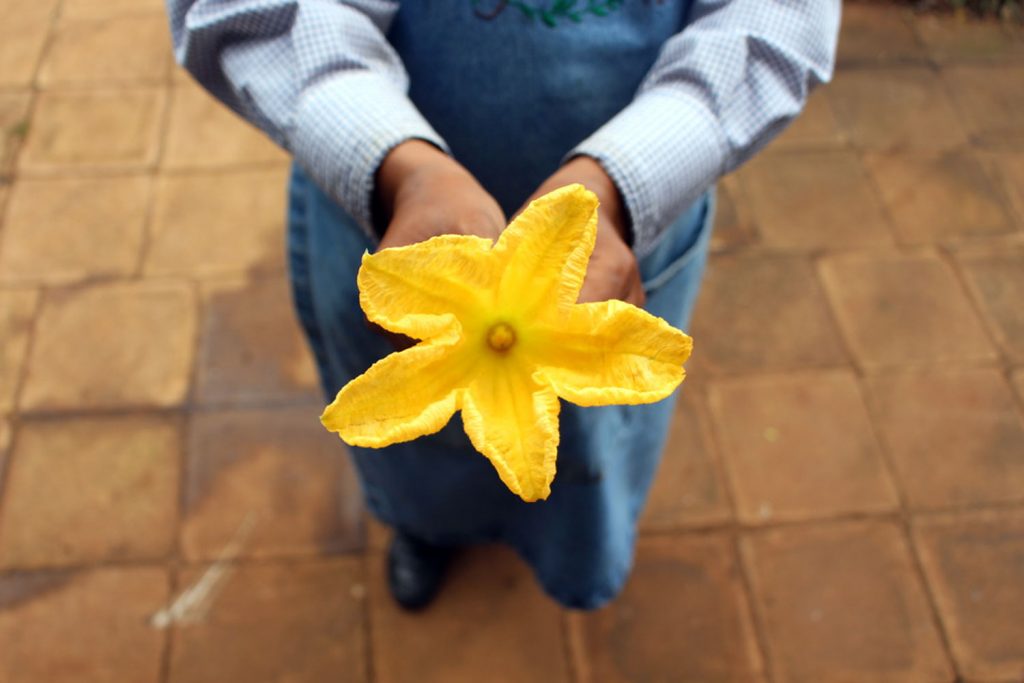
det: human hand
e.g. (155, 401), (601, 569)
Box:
(374, 139), (505, 250)
(370, 140), (506, 348)
(517, 156), (644, 307)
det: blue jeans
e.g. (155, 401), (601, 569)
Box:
(288, 165), (713, 608)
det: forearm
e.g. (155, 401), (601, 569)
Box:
(166, 0), (448, 234)
(572, 0), (841, 256)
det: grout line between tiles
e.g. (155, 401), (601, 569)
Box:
(157, 565), (178, 683)
(732, 532), (776, 683)
(856, 370), (963, 679)
(132, 77), (177, 280)
(699, 383), (776, 682)
(560, 610), (583, 683)
(938, 244), (1016, 369)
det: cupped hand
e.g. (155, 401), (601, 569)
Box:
(374, 139), (505, 250)
(370, 140), (506, 348)
(516, 156), (644, 307)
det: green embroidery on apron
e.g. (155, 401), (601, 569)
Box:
(473, 0), (625, 27)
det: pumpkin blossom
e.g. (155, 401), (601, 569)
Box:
(321, 184), (693, 502)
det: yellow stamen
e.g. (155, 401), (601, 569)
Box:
(486, 322), (517, 352)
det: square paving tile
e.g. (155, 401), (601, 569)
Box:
(914, 510), (1024, 682)
(38, 13), (172, 86)
(818, 252), (997, 369)
(690, 253), (848, 374)
(709, 371), (898, 524)
(741, 521), (953, 683)
(182, 406), (363, 561)
(865, 369), (1024, 510)
(0, 414), (180, 569)
(768, 91), (846, 151)
(0, 176), (151, 284)
(19, 88), (166, 173)
(640, 390), (732, 532)
(740, 150), (892, 249)
(0, 91), (32, 176)
(710, 174), (757, 252)
(0, 0), (59, 88)
(572, 534), (762, 683)
(836, 4), (927, 65)
(196, 277), (320, 405)
(865, 151), (1016, 246)
(944, 64), (1024, 148)
(914, 14), (1024, 63)
(826, 67), (969, 151)
(369, 545), (571, 683)
(169, 559), (367, 683)
(145, 168), (288, 277)
(574, 534), (762, 683)
(20, 281), (197, 411)
(959, 248), (1024, 363)
(0, 567), (168, 683)
(162, 81), (287, 169)
(0, 288), (39, 412)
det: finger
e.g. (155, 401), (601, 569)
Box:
(575, 278), (599, 304)
(576, 265), (628, 304)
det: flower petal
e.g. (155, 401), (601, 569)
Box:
(461, 357), (560, 502)
(533, 300), (693, 407)
(359, 234), (498, 339)
(321, 334), (471, 448)
(494, 184), (598, 314)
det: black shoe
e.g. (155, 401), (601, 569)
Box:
(387, 531), (454, 611)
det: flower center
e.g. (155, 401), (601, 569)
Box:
(485, 322), (517, 353)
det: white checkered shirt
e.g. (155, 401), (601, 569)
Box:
(167, 0), (840, 255)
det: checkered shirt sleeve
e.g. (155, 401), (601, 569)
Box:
(167, 0), (447, 236)
(572, 1), (840, 255)
(166, 0), (840, 251)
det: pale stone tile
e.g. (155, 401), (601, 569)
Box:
(145, 168), (289, 278)
(0, 176), (151, 284)
(0, 414), (180, 568)
(38, 13), (172, 86)
(61, 0), (165, 20)
(0, 567), (167, 683)
(20, 281), (197, 410)
(19, 88), (166, 173)
(0, 0), (59, 88)
(864, 151), (1016, 245)
(819, 252), (997, 369)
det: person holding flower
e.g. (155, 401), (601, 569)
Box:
(167, 0), (840, 610)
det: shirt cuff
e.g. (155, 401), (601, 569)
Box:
(571, 89), (728, 258)
(292, 70), (448, 237)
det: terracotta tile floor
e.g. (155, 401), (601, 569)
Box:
(1, 3), (1022, 682)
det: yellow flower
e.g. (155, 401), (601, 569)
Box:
(321, 184), (693, 502)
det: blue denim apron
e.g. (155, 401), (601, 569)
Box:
(288, 0), (713, 609)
